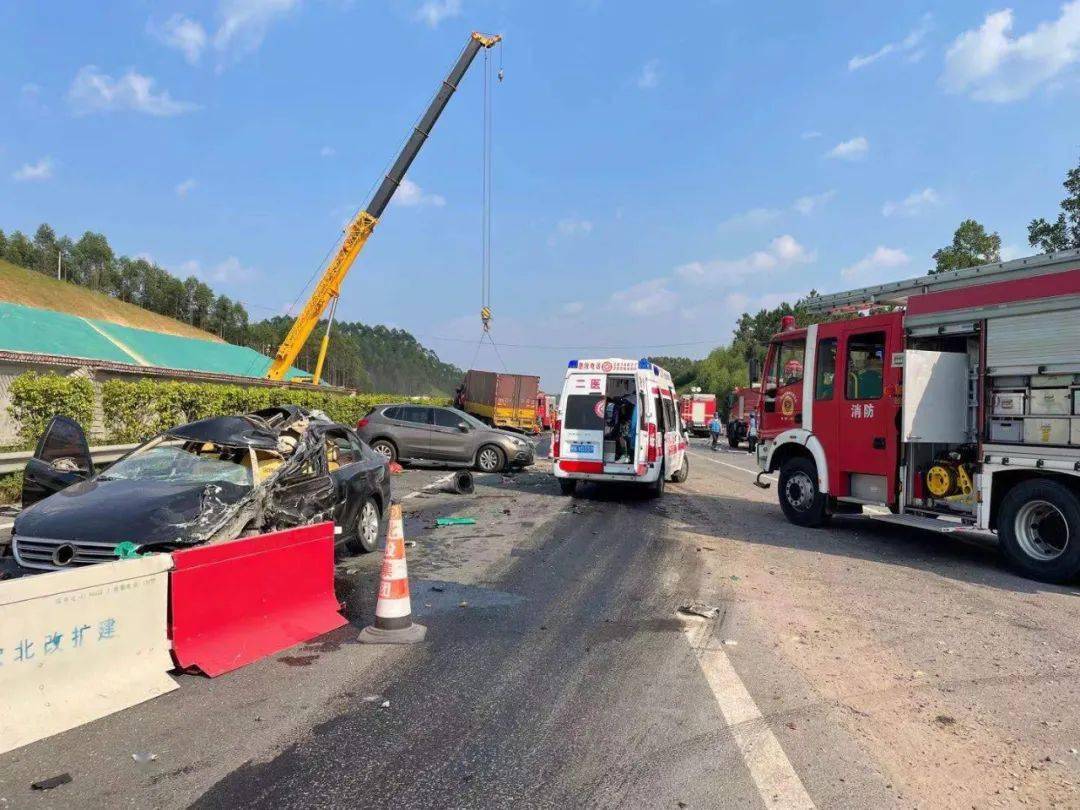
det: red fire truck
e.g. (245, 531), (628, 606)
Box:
(755, 249), (1080, 583)
(679, 392), (716, 437)
(726, 385), (762, 449)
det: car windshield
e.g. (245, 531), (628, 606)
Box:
(99, 443), (254, 487)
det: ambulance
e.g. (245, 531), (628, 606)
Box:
(552, 358), (689, 496)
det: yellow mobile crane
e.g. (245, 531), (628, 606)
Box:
(267, 31), (502, 382)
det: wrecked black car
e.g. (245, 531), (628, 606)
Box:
(11, 407), (392, 571)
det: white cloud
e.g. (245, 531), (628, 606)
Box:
(153, 14), (208, 65)
(214, 0), (299, 61)
(561, 301), (585, 316)
(175, 178), (197, 198)
(941, 3), (1080, 102)
(718, 207), (781, 231)
(841, 246), (910, 281)
(178, 259), (201, 276)
(793, 189), (836, 215)
(391, 178), (446, 208)
(210, 256), (257, 283)
(414, 0), (462, 28)
(826, 136), (869, 161)
(636, 58), (660, 90)
(800, 130), (822, 140)
(1000, 243), (1025, 261)
(68, 66), (198, 116)
(882, 187), (940, 217)
(320, 145), (336, 157)
(676, 234), (814, 285)
(549, 218), (594, 245)
(12, 157), (54, 182)
(849, 13), (932, 70)
(609, 277), (679, 317)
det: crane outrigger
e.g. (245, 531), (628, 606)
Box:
(267, 31), (502, 382)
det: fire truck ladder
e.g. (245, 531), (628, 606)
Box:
(802, 249), (1080, 314)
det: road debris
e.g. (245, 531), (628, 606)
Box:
(361, 695), (383, 703)
(132, 753), (158, 764)
(31, 774), (72, 791)
(723, 639), (738, 646)
(676, 603), (721, 620)
(436, 517), (476, 527)
(444, 470), (475, 495)
(379, 700), (391, 709)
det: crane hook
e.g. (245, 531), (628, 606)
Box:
(497, 69), (504, 82)
(481, 306), (492, 332)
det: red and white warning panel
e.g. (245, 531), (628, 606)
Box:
(170, 522), (346, 677)
(0, 555), (177, 755)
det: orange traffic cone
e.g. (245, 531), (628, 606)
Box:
(358, 502), (427, 644)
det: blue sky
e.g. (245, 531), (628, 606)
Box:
(3, 0), (1080, 390)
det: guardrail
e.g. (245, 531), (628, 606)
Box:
(0, 443), (138, 476)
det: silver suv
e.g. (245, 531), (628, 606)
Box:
(357, 405), (535, 473)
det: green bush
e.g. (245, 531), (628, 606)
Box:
(7, 371), (95, 448)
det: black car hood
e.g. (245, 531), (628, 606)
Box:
(14, 477), (251, 547)
(168, 415), (280, 451)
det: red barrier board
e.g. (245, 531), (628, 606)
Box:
(169, 522), (347, 677)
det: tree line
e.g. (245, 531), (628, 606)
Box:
(670, 154), (1080, 417)
(0, 224), (250, 343)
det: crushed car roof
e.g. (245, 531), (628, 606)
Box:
(167, 406), (322, 451)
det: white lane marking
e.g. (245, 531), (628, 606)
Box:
(689, 450), (777, 482)
(684, 620), (815, 809)
(400, 472), (458, 501)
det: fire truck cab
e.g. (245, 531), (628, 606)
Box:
(757, 249), (1080, 583)
(553, 358), (689, 497)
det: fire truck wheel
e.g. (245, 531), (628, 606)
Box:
(671, 456), (689, 484)
(998, 479), (1080, 583)
(778, 457), (829, 528)
(558, 478), (577, 496)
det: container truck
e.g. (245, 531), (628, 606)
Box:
(456, 370), (541, 433)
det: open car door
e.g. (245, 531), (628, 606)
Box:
(22, 415), (93, 508)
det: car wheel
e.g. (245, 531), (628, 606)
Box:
(346, 497), (383, 554)
(558, 478), (577, 496)
(370, 439), (397, 463)
(671, 455), (689, 484)
(476, 444), (505, 473)
(777, 457), (829, 527)
(998, 479), (1080, 583)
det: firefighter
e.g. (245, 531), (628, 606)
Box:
(746, 412), (758, 454)
(708, 414), (723, 451)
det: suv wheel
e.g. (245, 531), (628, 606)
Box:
(476, 444), (505, 473)
(370, 439), (397, 463)
(998, 479), (1080, 583)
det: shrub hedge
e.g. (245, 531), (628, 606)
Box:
(8, 371), (448, 446)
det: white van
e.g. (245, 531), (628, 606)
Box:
(552, 358), (689, 496)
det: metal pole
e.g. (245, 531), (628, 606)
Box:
(57, 252), (61, 281)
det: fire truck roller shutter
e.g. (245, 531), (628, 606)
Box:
(801, 324), (818, 432)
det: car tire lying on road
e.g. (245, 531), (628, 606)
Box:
(778, 457), (829, 528)
(998, 478), (1080, 584)
(346, 497), (385, 554)
(370, 439), (398, 463)
(670, 455), (689, 484)
(476, 444), (506, 473)
(558, 478), (577, 496)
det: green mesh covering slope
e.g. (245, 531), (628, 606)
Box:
(0, 301), (307, 381)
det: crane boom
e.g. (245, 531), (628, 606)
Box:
(267, 31), (502, 381)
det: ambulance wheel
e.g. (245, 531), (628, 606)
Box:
(558, 478), (577, 496)
(998, 479), (1080, 583)
(648, 465), (666, 498)
(778, 457), (829, 527)
(671, 456), (689, 484)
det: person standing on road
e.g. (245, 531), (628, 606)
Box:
(746, 412), (758, 454)
(708, 414), (723, 451)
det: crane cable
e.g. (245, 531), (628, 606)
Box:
(473, 41), (507, 372)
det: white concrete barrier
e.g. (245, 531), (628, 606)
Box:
(0, 555), (177, 754)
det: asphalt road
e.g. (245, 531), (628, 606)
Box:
(4, 438), (1080, 807)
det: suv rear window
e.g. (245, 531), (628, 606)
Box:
(564, 394), (604, 430)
